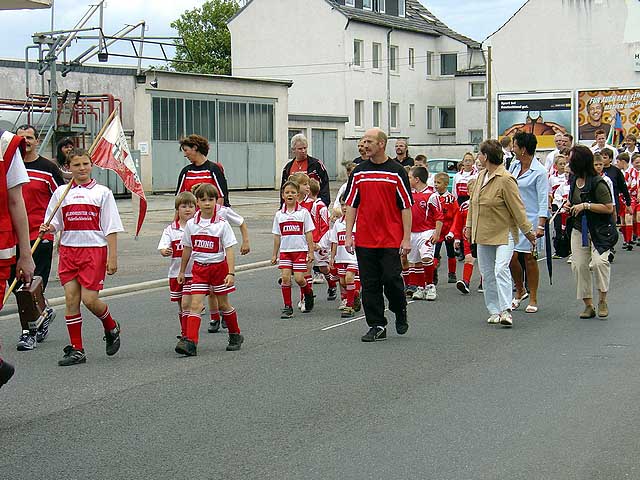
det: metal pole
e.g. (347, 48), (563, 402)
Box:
(487, 46), (492, 139)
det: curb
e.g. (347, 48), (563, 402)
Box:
(1, 259), (273, 316)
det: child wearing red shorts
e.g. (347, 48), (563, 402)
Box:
(177, 184), (243, 355)
(158, 191), (196, 340)
(40, 148), (124, 366)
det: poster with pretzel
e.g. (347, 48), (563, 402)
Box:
(497, 92), (572, 149)
(577, 88), (640, 145)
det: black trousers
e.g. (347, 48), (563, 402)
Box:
(434, 240), (456, 260)
(9, 239), (54, 292)
(355, 247), (406, 328)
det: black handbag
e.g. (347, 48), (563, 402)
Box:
(554, 230), (570, 258)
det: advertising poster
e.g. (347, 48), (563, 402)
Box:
(497, 92), (572, 149)
(577, 88), (640, 145)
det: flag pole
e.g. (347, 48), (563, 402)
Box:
(2, 107), (121, 307)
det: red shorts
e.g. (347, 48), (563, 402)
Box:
(279, 251), (308, 272)
(59, 246), (107, 291)
(191, 260), (235, 296)
(335, 262), (359, 278)
(0, 265), (10, 312)
(169, 277), (192, 302)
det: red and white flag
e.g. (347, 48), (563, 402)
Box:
(91, 114), (147, 237)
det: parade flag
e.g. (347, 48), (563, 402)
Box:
(606, 110), (624, 147)
(91, 113), (147, 237)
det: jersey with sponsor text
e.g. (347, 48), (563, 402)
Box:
(181, 210), (237, 265)
(310, 198), (330, 243)
(272, 204), (315, 252)
(328, 216), (357, 265)
(23, 156), (64, 241)
(411, 187), (443, 233)
(436, 190), (458, 239)
(158, 220), (193, 278)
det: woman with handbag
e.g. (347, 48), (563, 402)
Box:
(567, 145), (617, 319)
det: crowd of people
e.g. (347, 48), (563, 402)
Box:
(1, 122), (638, 388)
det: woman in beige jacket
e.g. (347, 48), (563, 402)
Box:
(464, 140), (536, 327)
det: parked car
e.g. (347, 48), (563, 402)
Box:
(427, 158), (461, 192)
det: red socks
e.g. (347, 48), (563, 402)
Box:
(346, 283), (356, 307)
(281, 284), (292, 307)
(186, 314), (201, 343)
(448, 258), (457, 274)
(179, 312), (187, 337)
(222, 309), (240, 334)
(463, 263), (474, 283)
(424, 264), (435, 285)
(98, 306), (117, 331)
(65, 314), (83, 350)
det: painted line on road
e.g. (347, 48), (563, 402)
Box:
(321, 300), (415, 331)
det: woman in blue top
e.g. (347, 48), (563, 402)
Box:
(509, 132), (549, 313)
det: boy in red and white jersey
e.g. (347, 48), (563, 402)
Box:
(308, 178), (339, 298)
(329, 200), (361, 317)
(158, 191), (196, 340)
(177, 184), (243, 355)
(452, 152), (477, 205)
(406, 166), (443, 301)
(40, 149), (123, 367)
(289, 172), (316, 305)
(271, 180), (315, 318)
(433, 172), (459, 284)
(550, 158), (571, 258)
(612, 153), (636, 249)
(632, 154), (640, 243)
(451, 197), (476, 294)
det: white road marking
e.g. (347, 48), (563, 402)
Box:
(321, 300), (415, 331)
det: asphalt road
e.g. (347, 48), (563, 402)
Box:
(1, 252), (640, 479)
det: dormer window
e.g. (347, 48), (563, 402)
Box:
(398, 0), (405, 17)
(373, 0), (385, 13)
(363, 0), (372, 10)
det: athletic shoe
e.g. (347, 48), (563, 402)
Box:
(327, 287), (337, 301)
(499, 310), (513, 327)
(433, 268), (439, 286)
(405, 285), (417, 297)
(280, 306), (294, 319)
(448, 273), (457, 284)
(395, 309), (409, 335)
(425, 284), (437, 301)
(175, 338), (197, 356)
(36, 306), (56, 343)
(298, 299), (306, 313)
(625, 243), (633, 251)
(221, 318), (228, 329)
(103, 322), (121, 356)
(566, 255), (572, 264)
(208, 320), (221, 333)
(361, 326), (387, 342)
(487, 313), (501, 324)
(304, 292), (315, 312)
(353, 292), (361, 312)
(412, 287), (427, 300)
(552, 254), (562, 259)
(226, 333), (244, 351)
(58, 345), (87, 366)
(341, 306), (355, 318)
(16, 333), (37, 351)
(477, 281), (484, 293)
(312, 272), (325, 284)
(456, 280), (470, 295)
(338, 298), (348, 311)
(0, 359), (15, 389)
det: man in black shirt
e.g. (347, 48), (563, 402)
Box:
(353, 138), (367, 165)
(600, 148), (630, 221)
(393, 139), (414, 167)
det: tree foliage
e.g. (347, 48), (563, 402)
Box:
(170, 0), (240, 75)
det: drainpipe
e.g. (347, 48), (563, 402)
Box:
(386, 28), (393, 136)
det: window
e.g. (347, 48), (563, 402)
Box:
(353, 39), (363, 68)
(345, 0), (354, 5)
(469, 129), (484, 145)
(426, 51), (433, 76)
(184, 99), (215, 141)
(354, 100), (364, 128)
(408, 48), (415, 69)
(372, 42), (382, 70)
(218, 101), (247, 142)
(409, 103), (415, 126)
(441, 53), (457, 75)
(362, 0), (372, 9)
(152, 97), (185, 141)
(248, 103), (274, 143)
(426, 106), (434, 130)
(373, 101), (382, 127)
(389, 45), (399, 72)
(470, 82), (486, 98)
(373, 0), (385, 13)
(390, 103), (399, 129)
(398, 0), (405, 16)
(439, 107), (456, 129)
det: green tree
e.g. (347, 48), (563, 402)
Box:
(170, 0), (240, 75)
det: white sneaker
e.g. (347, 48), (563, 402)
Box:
(566, 255), (572, 264)
(500, 310), (513, 327)
(425, 284), (437, 301)
(312, 272), (325, 284)
(412, 286), (427, 300)
(487, 313), (501, 324)
(298, 299), (307, 313)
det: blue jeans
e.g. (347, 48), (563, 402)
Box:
(477, 238), (515, 315)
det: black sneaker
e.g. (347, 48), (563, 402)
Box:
(433, 268), (439, 286)
(303, 292), (315, 312)
(221, 318), (228, 329)
(103, 322), (121, 356)
(175, 338), (197, 356)
(361, 326), (387, 342)
(280, 306), (294, 319)
(341, 306), (355, 318)
(353, 292), (362, 312)
(477, 281), (484, 293)
(395, 309), (409, 335)
(58, 345), (87, 366)
(226, 333), (244, 351)
(0, 359), (15, 389)
(405, 284), (417, 297)
(456, 279), (470, 295)
(448, 273), (457, 283)
(16, 332), (37, 351)
(327, 287), (337, 301)
(36, 306), (56, 343)
(208, 320), (221, 333)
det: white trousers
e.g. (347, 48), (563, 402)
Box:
(477, 238), (515, 315)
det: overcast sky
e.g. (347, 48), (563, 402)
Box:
(0, 0), (525, 64)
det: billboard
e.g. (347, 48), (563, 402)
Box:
(497, 92), (572, 149)
(577, 88), (640, 145)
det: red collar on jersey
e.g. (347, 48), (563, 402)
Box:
(72, 179), (97, 189)
(281, 202), (302, 213)
(194, 205), (218, 224)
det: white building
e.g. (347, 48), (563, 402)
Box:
(229, 0), (487, 174)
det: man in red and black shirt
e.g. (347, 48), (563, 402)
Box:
(10, 125), (63, 350)
(345, 128), (413, 342)
(280, 134), (330, 206)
